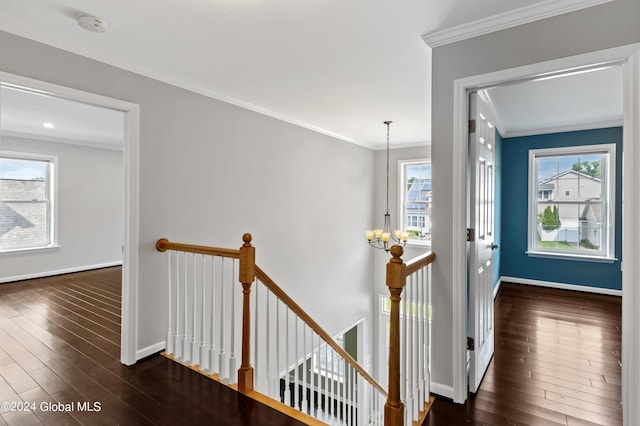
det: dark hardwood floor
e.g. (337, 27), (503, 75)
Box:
(0, 270), (622, 425)
(0, 267), (304, 426)
(426, 282), (622, 426)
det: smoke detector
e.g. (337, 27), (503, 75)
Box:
(77, 15), (107, 33)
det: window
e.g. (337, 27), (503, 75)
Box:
(400, 159), (431, 244)
(0, 152), (57, 252)
(528, 144), (615, 260)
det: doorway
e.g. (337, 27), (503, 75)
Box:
(451, 45), (640, 414)
(0, 71), (140, 365)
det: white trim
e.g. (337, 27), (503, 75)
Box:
(0, 150), (58, 251)
(451, 77), (469, 404)
(430, 382), (455, 400)
(0, 70), (141, 367)
(503, 119), (624, 138)
(501, 276), (622, 297)
(121, 106), (140, 366)
(493, 279), (502, 300)
(0, 261), (123, 284)
(422, 0), (616, 48)
(1, 130), (124, 151)
(452, 44), (640, 414)
(136, 341), (166, 361)
(527, 143), (616, 261)
(621, 47), (640, 426)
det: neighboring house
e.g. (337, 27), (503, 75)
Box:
(536, 170), (602, 246)
(0, 179), (41, 247)
(405, 178), (432, 239)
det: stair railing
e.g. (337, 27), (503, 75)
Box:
(156, 234), (388, 425)
(385, 245), (436, 426)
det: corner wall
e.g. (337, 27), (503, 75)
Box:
(429, 0), (640, 398)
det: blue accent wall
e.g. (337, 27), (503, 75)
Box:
(500, 127), (622, 291)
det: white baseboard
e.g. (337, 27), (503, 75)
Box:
(494, 279), (502, 299)
(0, 261), (123, 284)
(136, 341), (165, 361)
(500, 276), (622, 297)
(430, 381), (455, 400)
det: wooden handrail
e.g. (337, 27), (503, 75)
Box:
(156, 238), (240, 258)
(156, 235), (387, 399)
(255, 265), (388, 398)
(404, 251), (436, 277)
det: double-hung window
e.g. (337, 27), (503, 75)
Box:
(528, 144), (615, 261)
(0, 151), (57, 252)
(399, 159), (432, 244)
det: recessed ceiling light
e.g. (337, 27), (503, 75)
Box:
(77, 15), (108, 33)
(43, 122), (54, 129)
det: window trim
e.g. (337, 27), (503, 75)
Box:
(399, 158), (432, 247)
(0, 150), (58, 254)
(527, 143), (616, 261)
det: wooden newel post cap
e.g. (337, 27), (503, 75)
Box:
(156, 238), (168, 252)
(242, 233), (252, 246)
(390, 245), (404, 260)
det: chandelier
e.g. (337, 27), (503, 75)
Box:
(365, 121), (408, 251)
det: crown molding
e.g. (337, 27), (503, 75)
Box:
(422, 0), (617, 48)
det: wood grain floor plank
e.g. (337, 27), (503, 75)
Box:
(427, 282), (622, 425)
(0, 267), (306, 426)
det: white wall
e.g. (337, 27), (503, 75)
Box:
(0, 30), (376, 360)
(371, 144), (431, 381)
(0, 136), (123, 282)
(429, 0), (640, 398)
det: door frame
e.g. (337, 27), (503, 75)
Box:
(0, 71), (141, 366)
(450, 43), (640, 425)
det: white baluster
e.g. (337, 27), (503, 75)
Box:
(218, 258), (227, 382)
(191, 253), (199, 366)
(199, 255), (207, 370)
(310, 330), (316, 417)
(284, 308), (291, 406)
(302, 322), (308, 414)
(208, 256), (217, 374)
(267, 290), (274, 397)
(417, 269), (425, 408)
(229, 260), (237, 383)
(294, 316), (299, 410)
(174, 252), (183, 360)
(182, 252), (190, 362)
(166, 250), (174, 355)
(253, 278), (260, 390)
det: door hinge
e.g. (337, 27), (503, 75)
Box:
(467, 337), (475, 351)
(468, 119), (476, 133)
(467, 228), (475, 242)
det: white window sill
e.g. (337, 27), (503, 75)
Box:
(0, 245), (61, 256)
(526, 250), (617, 264)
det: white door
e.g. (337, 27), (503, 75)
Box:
(468, 91), (496, 393)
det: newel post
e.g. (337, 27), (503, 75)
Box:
(237, 233), (255, 394)
(385, 245), (406, 426)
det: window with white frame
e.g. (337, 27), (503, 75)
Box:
(400, 159), (432, 244)
(0, 152), (57, 252)
(528, 144), (615, 260)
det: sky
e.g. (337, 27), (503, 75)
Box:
(406, 162), (431, 180)
(538, 153), (600, 180)
(0, 158), (47, 180)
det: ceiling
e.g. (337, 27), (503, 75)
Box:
(0, 0), (622, 149)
